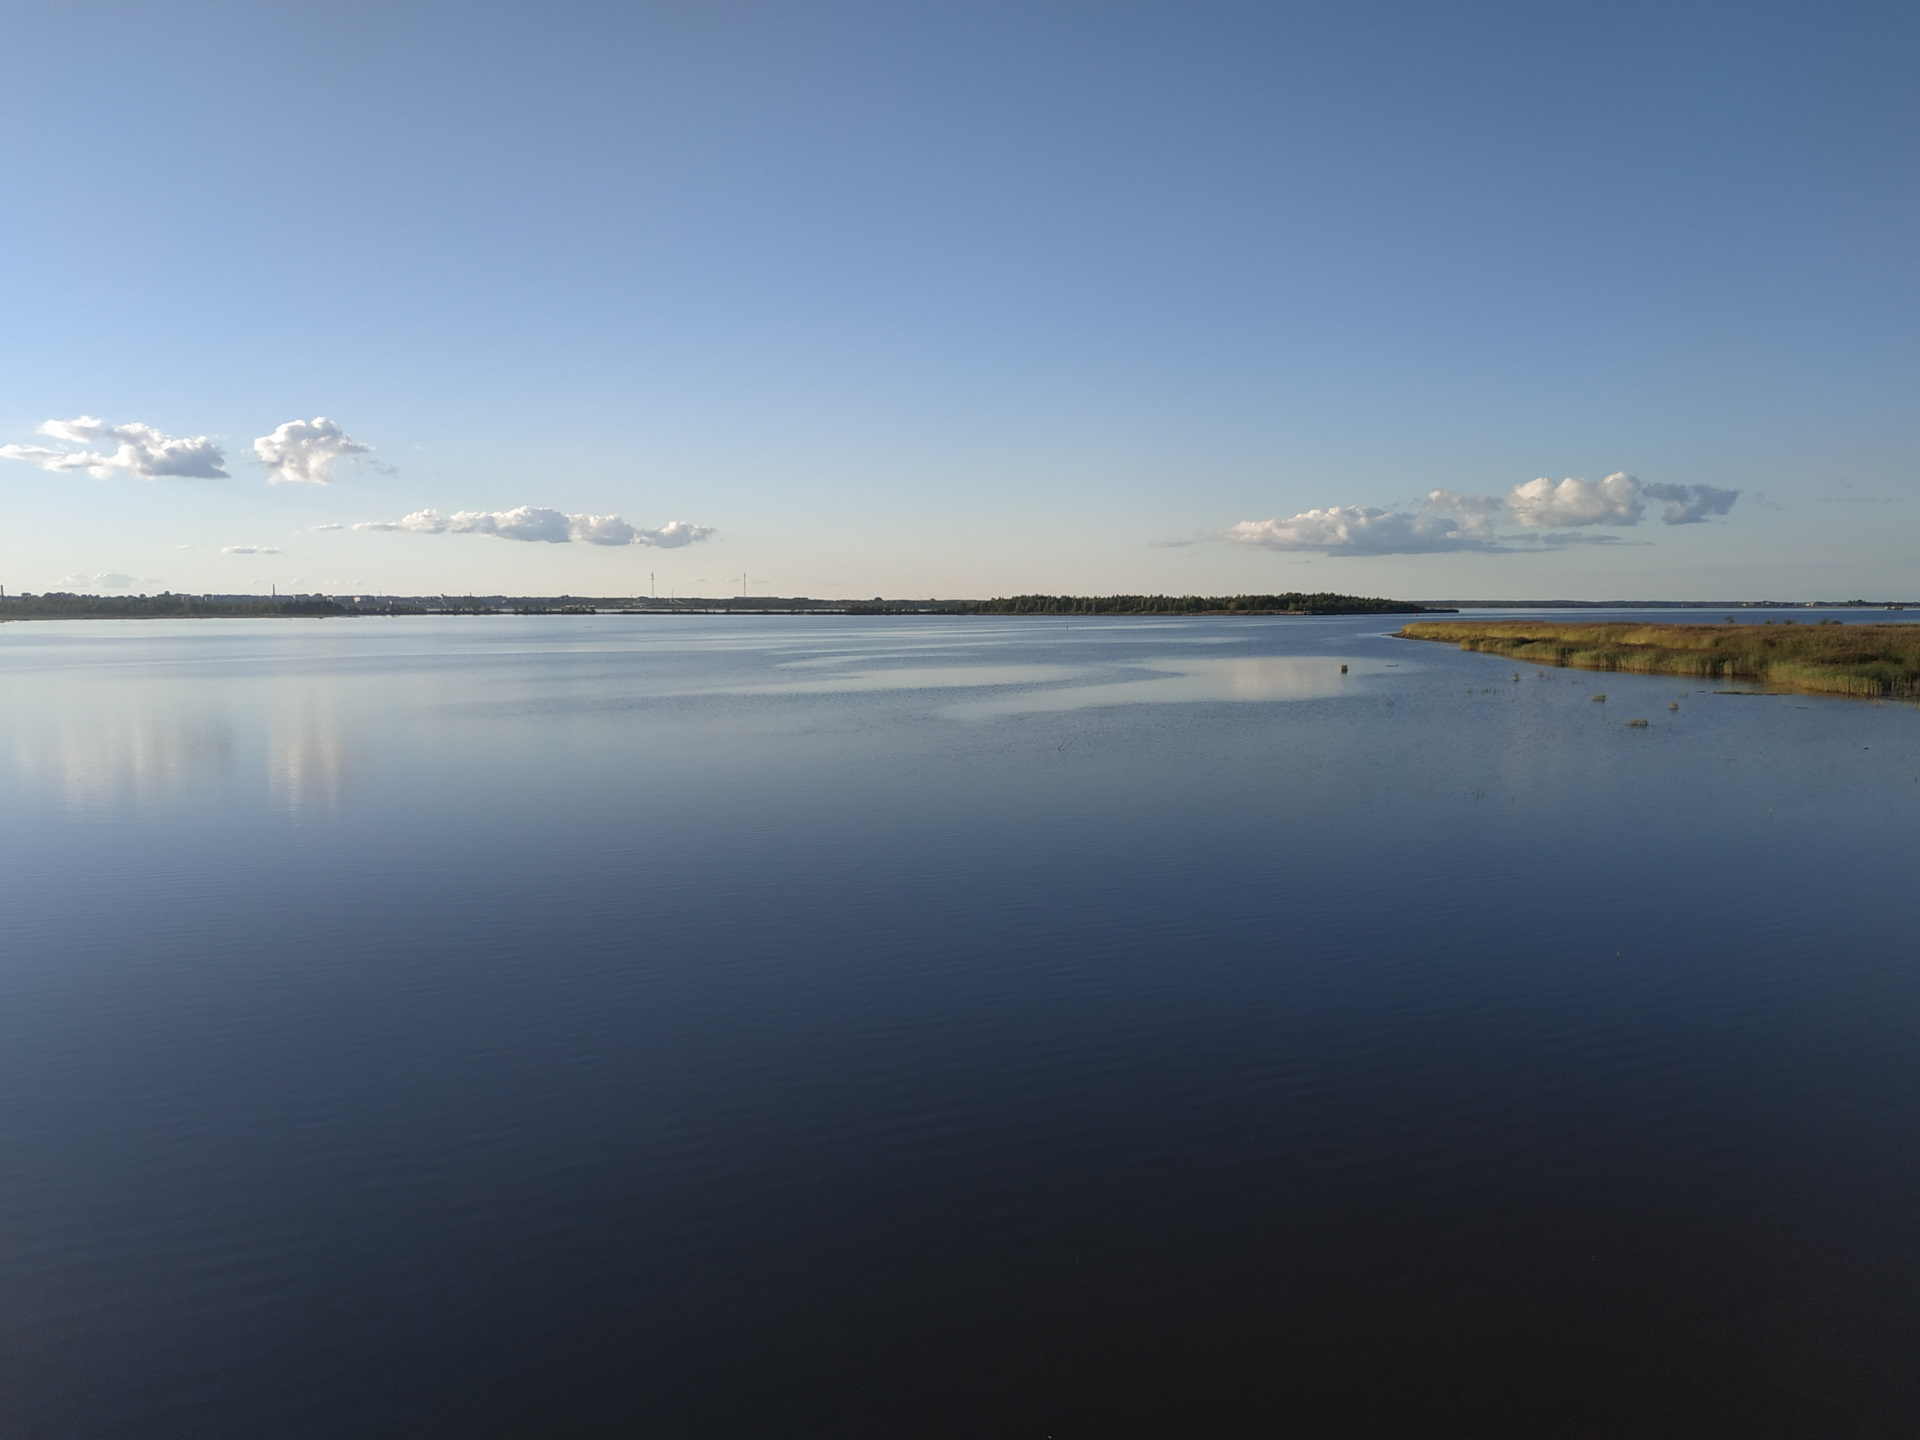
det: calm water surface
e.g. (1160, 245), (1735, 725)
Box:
(3, 612), (1919, 1437)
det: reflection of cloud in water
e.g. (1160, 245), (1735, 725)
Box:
(736, 664), (1087, 694)
(269, 716), (348, 812)
(947, 657), (1387, 717)
(4, 681), (351, 812)
(715, 655), (1389, 712)
(10, 703), (234, 806)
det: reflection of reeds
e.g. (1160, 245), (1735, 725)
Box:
(1592, 693), (1607, 703)
(1627, 717), (1649, 727)
(1400, 620), (1920, 700)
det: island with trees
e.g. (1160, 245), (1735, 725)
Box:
(1399, 618), (1920, 699)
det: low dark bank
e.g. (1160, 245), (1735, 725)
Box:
(0, 593), (871, 620)
(0, 591), (1445, 620)
(1400, 619), (1920, 698)
(954, 592), (1444, 615)
(17, 594), (1914, 625)
(0, 593), (348, 620)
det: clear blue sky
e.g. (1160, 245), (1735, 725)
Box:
(2, 0), (1913, 598)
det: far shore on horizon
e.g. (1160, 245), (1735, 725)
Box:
(2, 591), (1917, 624)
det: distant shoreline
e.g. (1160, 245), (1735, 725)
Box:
(0, 591), (1448, 621)
(1399, 618), (1920, 699)
(1, 594), (1912, 624)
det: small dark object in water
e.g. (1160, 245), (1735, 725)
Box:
(1626, 717), (1649, 728)
(1592, 693), (1607, 703)
(1668, 702), (1679, 711)
(1340, 664), (1347, 673)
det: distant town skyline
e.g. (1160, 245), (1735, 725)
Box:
(2, 1), (1913, 600)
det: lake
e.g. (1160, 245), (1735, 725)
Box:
(3, 611), (1918, 1437)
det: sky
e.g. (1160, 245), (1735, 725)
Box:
(1, 0), (1914, 600)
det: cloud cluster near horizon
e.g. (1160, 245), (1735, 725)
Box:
(0, 417), (228, 479)
(1229, 473), (1737, 555)
(254, 417), (372, 484)
(353, 507), (715, 548)
(1227, 507), (1497, 554)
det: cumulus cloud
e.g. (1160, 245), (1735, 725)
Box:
(1499, 473), (1739, 528)
(355, 509), (449, 534)
(254, 417), (372, 484)
(1226, 472), (1738, 556)
(1226, 507), (1498, 555)
(1422, 488), (1507, 539)
(222, 545), (282, 555)
(1645, 482), (1739, 524)
(352, 507), (715, 547)
(1506, 472), (1645, 528)
(56, 572), (146, 590)
(0, 416), (227, 478)
(629, 519), (714, 548)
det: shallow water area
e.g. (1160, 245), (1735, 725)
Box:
(2, 610), (1919, 1438)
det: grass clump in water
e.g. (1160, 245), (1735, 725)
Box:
(1396, 620), (1920, 700)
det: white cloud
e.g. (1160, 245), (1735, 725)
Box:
(1226, 507), (1497, 555)
(310, 522), (344, 531)
(56, 572), (146, 590)
(352, 507), (715, 547)
(355, 509), (450, 534)
(222, 545), (283, 555)
(1503, 473), (1739, 528)
(1422, 488), (1508, 540)
(254, 417), (372, 484)
(1227, 472), (1737, 556)
(631, 519), (715, 548)
(1506, 472), (1645, 527)
(0, 416), (227, 479)
(1645, 482), (1739, 524)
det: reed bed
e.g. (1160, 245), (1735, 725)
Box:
(1397, 620), (1920, 699)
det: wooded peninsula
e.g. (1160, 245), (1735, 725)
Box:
(1399, 619), (1920, 698)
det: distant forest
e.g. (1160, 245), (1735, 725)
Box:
(0, 593), (346, 619)
(0, 590), (1449, 621)
(958, 593), (1444, 616)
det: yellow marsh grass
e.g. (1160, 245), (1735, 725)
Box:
(1397, 620), (1920, 700)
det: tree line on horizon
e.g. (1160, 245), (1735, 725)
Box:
(0, 590), (1446, 621)
(0, 593), (347, 619)
(958, 593), (1438, 616)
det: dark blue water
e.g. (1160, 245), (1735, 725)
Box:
(4, 612), (1919, 1437)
